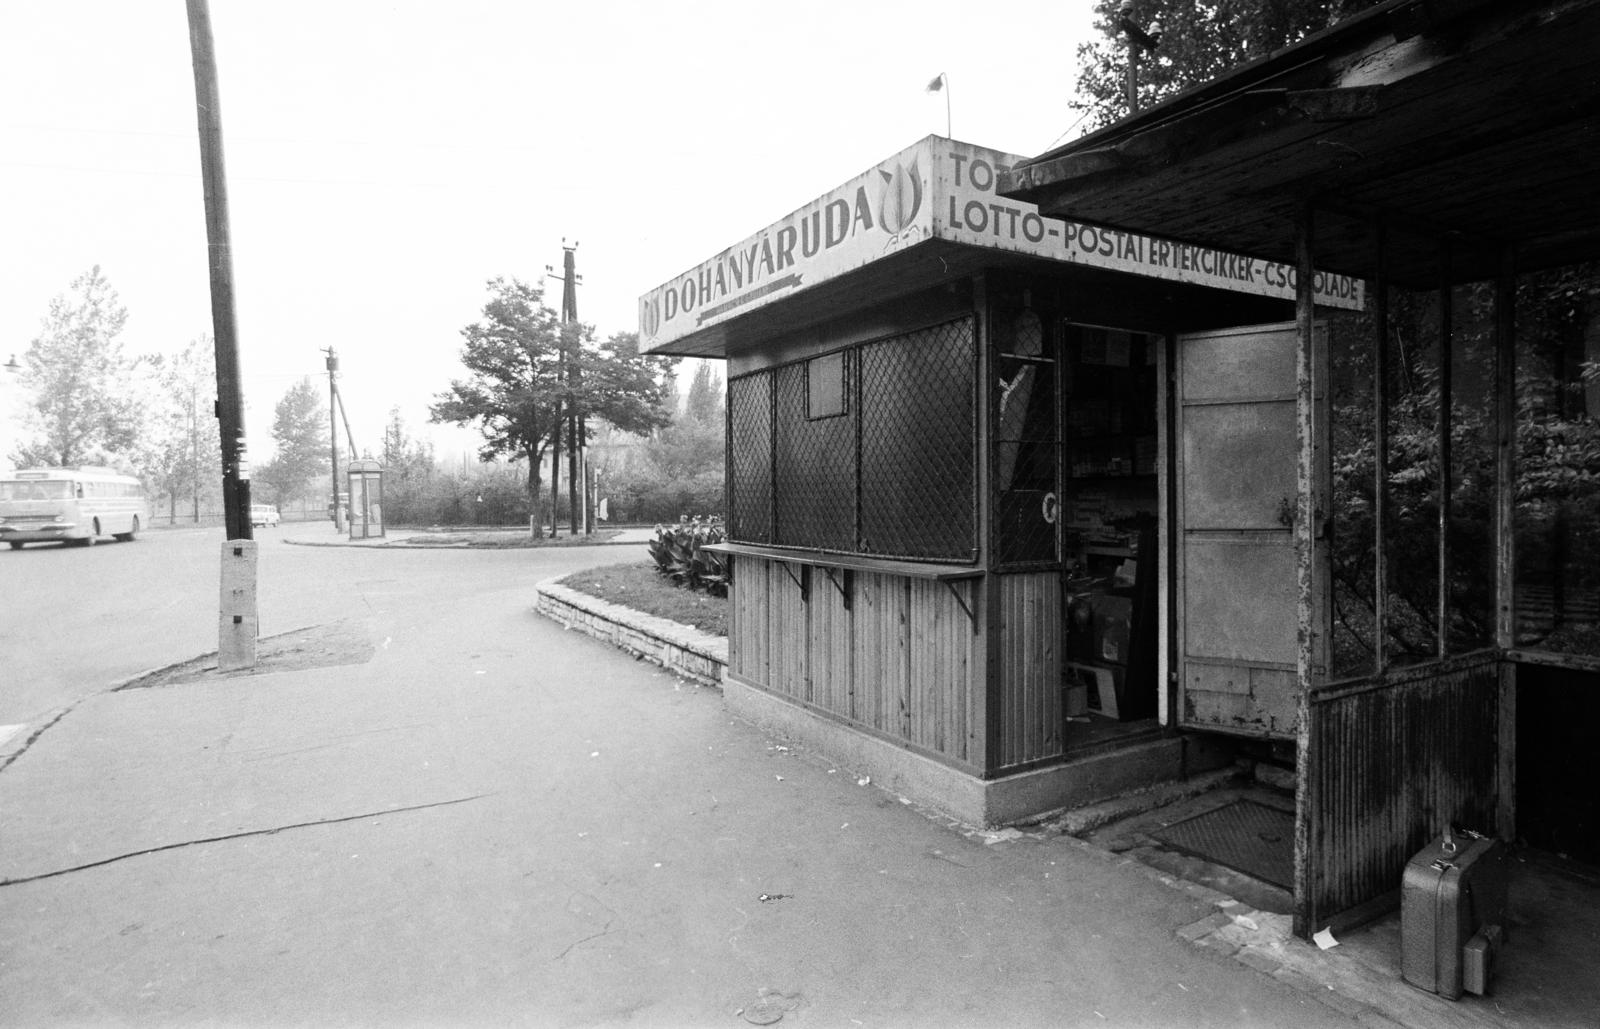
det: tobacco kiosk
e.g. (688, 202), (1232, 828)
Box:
(640, 135), (1362, 828)
(1000, 0), (1600, 937)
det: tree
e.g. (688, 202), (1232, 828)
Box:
(145, 335), (223, 522)
(599, 361), (727, 523)
(683, 359), (725, 427)
(13, 266), (144, 468)
(380, 407), (437, 524)
(1069, 1), (1381, 132)
(430, 278), (673, 535)
(255, 378), (327, 505)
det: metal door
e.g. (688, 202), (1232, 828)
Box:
(1173, 322), (1327, 737)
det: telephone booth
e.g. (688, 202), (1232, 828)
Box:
(346, 459), (384, 541)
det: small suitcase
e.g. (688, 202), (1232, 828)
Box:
(1401, 828), (1509, 999)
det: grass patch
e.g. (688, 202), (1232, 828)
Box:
(395, 528), (625, 548)
(559, 561), (728, 637)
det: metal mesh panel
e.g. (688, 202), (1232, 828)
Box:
(994, 348), (1059, 567)
(728, 373), (773, 543)
(774, 356), (856, 550)
(859, 318), (977, 560)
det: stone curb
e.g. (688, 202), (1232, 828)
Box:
(283, 535), (648, 550)
(533, 579), (727, 690)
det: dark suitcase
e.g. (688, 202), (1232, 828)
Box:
(1401, 828), (1510, 999)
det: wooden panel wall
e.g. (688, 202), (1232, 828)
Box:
(1300, 654), (1501, 934)
(994, 572), (1063, 770)
(727, 556), (981, 771)
(730, 557), (768, 683)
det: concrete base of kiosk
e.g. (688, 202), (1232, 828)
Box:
(724, 673), (1233, 828)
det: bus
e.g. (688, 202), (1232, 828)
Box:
(0, 466), (150, 549)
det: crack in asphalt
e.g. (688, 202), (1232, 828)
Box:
(0, 793), (491, 888)
(0, 704), (80, 774)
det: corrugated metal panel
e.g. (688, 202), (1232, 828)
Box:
(1303, 655), (1501, 932)
(995, 572), (1063, 769)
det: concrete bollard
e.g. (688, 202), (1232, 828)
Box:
(219, 540), (258, 670)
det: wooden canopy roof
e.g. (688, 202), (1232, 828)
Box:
(1001, 0), (1600, 286)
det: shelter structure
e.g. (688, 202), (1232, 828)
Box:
(640, 136), (1364, 828)
(1002, 0), (1600, 935)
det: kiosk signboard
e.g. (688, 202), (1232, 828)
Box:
(640, 137), (1363, 352)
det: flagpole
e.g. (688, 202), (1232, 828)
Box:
(927, 71), (951, 138)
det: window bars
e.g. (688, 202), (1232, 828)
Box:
(727, 317), (977, 562)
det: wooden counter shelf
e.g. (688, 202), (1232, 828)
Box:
(704, 542), (982, 628)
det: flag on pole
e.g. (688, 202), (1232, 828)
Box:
(926, 72), (951, 136)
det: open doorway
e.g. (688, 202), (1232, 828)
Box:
(1060, 323), (1163, 754)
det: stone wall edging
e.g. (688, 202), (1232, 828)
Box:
(534, 580), (727, 689)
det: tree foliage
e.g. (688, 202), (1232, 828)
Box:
(379, 407), (439, 524)
(255, 378), (328, 504)
(1068, 2), (1600, 663)
(13, 266), (144, 468)
(600, 361), (726, 523)
(1069, 1), (1381, 132)
(145, 335), (223, 521)
(430, 278), (673, 527)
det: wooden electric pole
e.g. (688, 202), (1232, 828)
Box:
(324, 347), (342, 529)
(186, 0), (256, 669)
(559, 243), (585, 536)
(547, 241), (585, 536)
(1118, 5), (1162, 115)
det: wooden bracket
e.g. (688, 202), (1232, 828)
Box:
(822, 567), (853, 610)
(943, 579), (977, 633)
(779, 561), (808, 602)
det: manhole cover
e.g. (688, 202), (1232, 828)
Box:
(1152, 800), (1294, 888)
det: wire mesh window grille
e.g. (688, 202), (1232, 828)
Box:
(775, 354), (857, 551)
(859, 318), (976, 560)
(993, 308), (1060, 567)
(725, 316), (977, 562)
(727, 373), (773, 543)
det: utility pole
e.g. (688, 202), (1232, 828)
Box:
(186, 0), (255, 670)
(324, 347), (342, 530)
(561, 242), (585, 535)
(1118, 5), (1162, 115)
(548, 240), (585, 535)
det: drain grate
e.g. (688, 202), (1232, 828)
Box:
(1152, 800), (1294, 888)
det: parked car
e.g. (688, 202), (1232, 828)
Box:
(250, 503), (281, 528)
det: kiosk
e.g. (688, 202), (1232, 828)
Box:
(1000, 0), (1600, 937)
(640, 136), (1362, 828)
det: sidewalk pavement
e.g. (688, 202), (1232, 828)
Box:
(3, 538), (1596, 1027)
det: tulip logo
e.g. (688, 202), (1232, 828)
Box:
(877, 159), (923, 235)
(639, 295), (660, 339)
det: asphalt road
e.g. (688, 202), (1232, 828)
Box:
(0, 524), (1361, 1028)
(0, 522), (636, 725)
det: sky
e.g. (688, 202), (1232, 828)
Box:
(1, 1), (1102, 463)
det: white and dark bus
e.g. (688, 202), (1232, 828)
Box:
(0, 467), (150, 549)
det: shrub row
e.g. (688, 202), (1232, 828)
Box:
(648, 516), (730, 598)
